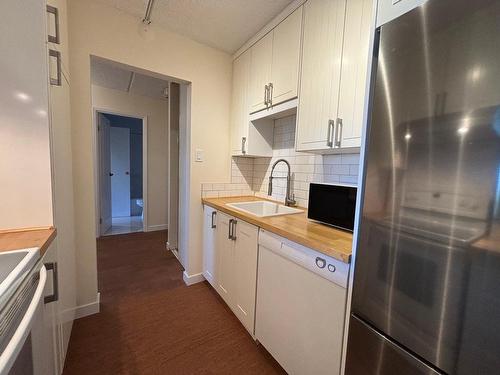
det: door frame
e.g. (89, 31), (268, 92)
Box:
(93, 107), (148, 237)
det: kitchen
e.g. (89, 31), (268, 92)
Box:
(1, 0), (499, 374)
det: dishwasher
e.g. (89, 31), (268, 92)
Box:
(255, 230), (349, 375)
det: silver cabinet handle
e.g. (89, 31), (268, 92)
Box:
(268, 82), (273, 107)
(231, 220), (237, 241)
(49, 49), (62, 86)
(264, 84), (269, 106)
(46, 5), (60, 44)
(211, 211), (217, 229)
(241, 137), (247, 154)
(44, 262), (58, 304)
(327, 119), (335, 147)
(228, 219), (233, 239)
(335, 118), (343, 147)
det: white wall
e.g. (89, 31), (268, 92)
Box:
(68, 0), (232, 306)
(92, 85), (169, 230)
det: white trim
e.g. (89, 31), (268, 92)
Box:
(93, 107), (148, 237)
(170, 247), (180, 261)
(233, 0), (307, 60)
(147, 223), (168, 231)
(74, 292), (101, 320)
(182, 271), (205, 286)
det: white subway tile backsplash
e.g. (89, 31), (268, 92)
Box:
(201, 114), (360, 206)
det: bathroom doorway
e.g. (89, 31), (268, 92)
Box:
(97, 111), (147, 236)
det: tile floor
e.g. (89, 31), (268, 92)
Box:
(104, 216), (143, 236)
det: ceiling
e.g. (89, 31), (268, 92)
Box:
(91, 59), (169, 100)
(93, 0), (294, 53)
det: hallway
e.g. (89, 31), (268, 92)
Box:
(63, 231), (285, 374)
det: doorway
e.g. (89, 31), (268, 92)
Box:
(97, 112), (147, 236)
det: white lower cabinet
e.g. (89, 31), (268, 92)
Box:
(42, 242), (62, 375)
(202, 206), (218, 287)
(203, 208), (259, 335)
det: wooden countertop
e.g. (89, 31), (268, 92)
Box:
(0, 227), (57, 256)
(202, 196), (353, 263)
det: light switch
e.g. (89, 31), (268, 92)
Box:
(195, 149), (204, 162)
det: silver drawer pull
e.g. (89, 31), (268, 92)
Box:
(46, 5), (60, 44)
(327, 119), (335, 147)
(335, 118), (343, 147)
(44, 262), (59, 304)
(241, 137), (247, 154)
(49, 49), (62, 86)
(211, 211), (217, 229)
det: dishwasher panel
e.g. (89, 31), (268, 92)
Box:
(256, 237), (348, 375)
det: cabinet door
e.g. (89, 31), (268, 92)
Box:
(248, 32), (273, 113)
(233, 220), (259, 334)
(230, 50), (251, 155)
(270, 6), (303, 106)
(42, 242), (62, 375)
(336, 0), (373, 149)
(215, 212), (235, 306)
(202, 206), (218, 287)
(295, 0), (346, 152)
(49, 71), (76, 368)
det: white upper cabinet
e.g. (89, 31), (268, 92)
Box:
(230, 49), (274, 157)
(248, 6), (303, 114)
(248, 32), (273, 113)
(296, 0), (373, 152)
(295, 0), (346, 152)
(231, 50), (251, 154)
(336, 0), (373, 148)
(269, 6), (303, 107)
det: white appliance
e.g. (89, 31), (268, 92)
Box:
(0, 256), (50, 375)
(255, 230), (349, 375)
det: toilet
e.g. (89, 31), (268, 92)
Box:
(136, 199), (144, 220)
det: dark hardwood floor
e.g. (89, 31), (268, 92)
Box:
(63, 230), (286, 375)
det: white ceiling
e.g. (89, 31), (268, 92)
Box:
(94, 0), (294, 53)
(91, 59), (169, 100)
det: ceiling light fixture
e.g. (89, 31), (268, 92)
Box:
(142, 0), (156, 25)
(138, 0), (157, 40)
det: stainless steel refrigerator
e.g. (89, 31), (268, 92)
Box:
(346, 0), (500, 374)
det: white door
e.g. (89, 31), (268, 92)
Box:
(111, 126), (131, 217)
(202, 206), (217, 287)
(295, 0), (346, 152)
(99, 114), (112, 233)
(233, 220), (259, 334)
(270, 6), (303, 106)
(216, 212), (235, 307)
(248, 32), (273, 113)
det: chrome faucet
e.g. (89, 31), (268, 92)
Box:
(268, 159), (297, 207)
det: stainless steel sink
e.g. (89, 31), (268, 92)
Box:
(0, 248), (39, 307)
(226, 201), (303, 217)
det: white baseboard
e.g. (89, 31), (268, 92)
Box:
(182, 271), (205, 286)
(74, 292), (101, 320)
(147, 224), (168, 232)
